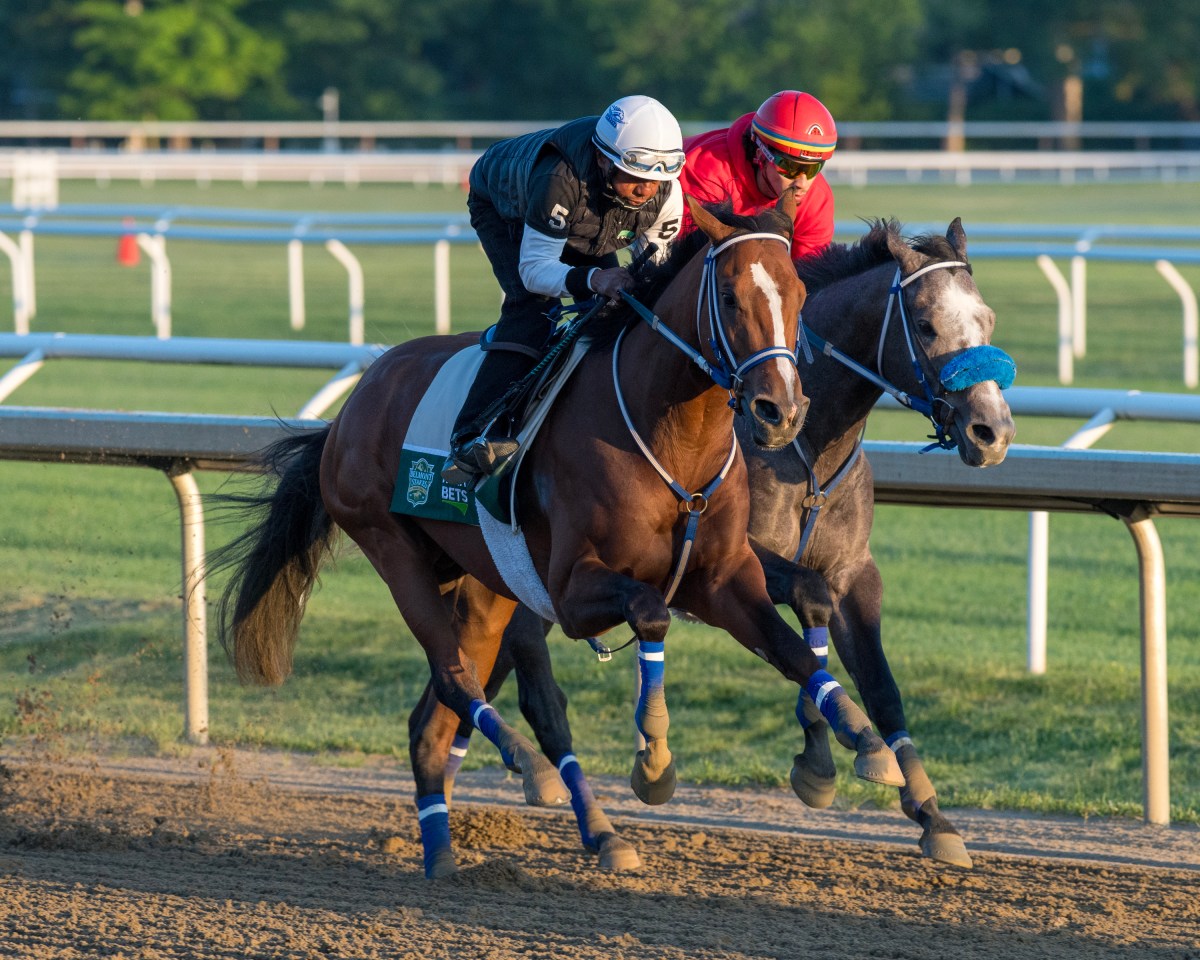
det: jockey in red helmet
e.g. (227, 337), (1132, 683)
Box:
(679, 90), (837, 262)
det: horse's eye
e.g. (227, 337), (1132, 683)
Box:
(721, 291), (737, 309)
(916, 319), (936, 337)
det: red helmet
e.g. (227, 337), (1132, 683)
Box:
(751, 91), (837, 161)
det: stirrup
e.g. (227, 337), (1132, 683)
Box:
(441, 434), (519, 484)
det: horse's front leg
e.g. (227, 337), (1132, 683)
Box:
(680, 552), (903, 790)
(752, 541), (838, 808)
(835, 564), (973, 868)
(555, 561), (677, 806)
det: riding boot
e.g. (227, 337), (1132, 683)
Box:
(443, 349), (537, 483)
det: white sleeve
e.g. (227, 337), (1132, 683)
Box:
(518, 226), (574, 298)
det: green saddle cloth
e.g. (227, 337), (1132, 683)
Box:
(389, 339), (588, 527)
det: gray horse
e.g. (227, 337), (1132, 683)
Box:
(408, 218), (1015, 874)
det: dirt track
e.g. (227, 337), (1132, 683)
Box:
(1, 747), (1197, 959)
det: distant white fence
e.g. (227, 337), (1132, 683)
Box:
(4, 148), (1200, 191)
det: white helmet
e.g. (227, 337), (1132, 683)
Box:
(592, 95), (685, 182)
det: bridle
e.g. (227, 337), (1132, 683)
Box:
(801, 257), (1015, 451)
(622, 230), (800, 411)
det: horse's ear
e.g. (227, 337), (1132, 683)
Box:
(946, 217), (968, 260)
(776, 185), (799, 223)
(685, 194), (737, 245)
(885, 225), (924, 275)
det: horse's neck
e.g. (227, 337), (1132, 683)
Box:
(617, 289), (734, 478)
(800, 264), (894, 459)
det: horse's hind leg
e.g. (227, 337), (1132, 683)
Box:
(439, 577), (570, 806)
(755, 544), (837, 809)
(407, 691), (464, 879)
(555, 563), (676, 806)
(835, 566), (972, 869)
(505, 605), (640, 871)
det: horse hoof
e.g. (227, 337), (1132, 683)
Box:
(790, 754), (837, 809)
(596, 833), (641, 871)
(853, 744), (906, 788)
(523, 759), (570, 807)
(631, 750), (676, 805)
(920, 829), (974, 869)
(425, 849), (458, 880)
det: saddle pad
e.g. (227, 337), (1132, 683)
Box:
(389, 345), (485, 525)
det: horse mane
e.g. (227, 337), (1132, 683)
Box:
(585, 200), (794, 348)
(795, 218), (971, 294)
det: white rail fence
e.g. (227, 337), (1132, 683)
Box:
(0, 207), (478, 343)
(1, 402), (1195, 825)
(4, 145), (1200, 189)
(0, 333), (383, 417)
(1, 205), (1200, 382)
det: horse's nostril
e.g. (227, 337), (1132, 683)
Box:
(972, 423), (996, 446)
(753, 399), (782, 425)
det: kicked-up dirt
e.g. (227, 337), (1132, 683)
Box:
(0, 746), (1197, 959)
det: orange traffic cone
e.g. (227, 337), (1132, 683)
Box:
(117, 217), (140, 266)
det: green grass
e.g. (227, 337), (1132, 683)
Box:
(1, 179), (1199, 824)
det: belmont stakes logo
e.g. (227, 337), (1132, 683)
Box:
(406, 457), (436, 508)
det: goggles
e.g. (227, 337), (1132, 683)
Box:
(756, 137), (827, 180)
(600, 142), (686, 176)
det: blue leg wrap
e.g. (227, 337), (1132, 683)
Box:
(443, 733), (471, 785)
(469, 698), (514, 768)
(416, 793), (451, 877)
(795, 690), (817, 730)
(886, 729), (913, 751)
(558, 754), (600, 849)
(803, 625), (829, 668)
(635, 640), (666, 741)
(804, 669), (848, 733)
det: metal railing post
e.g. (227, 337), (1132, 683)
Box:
(1026, 409), (1115, 673)
(288, 238), (306, 331)
(167, 464), (209, 746)
(325, 239), (364, 345)
(1123, 510), (1170, 825)
(1036, 255), (1074, 384)
(1154, 259), (1199, 389)
(435, 238), (451, 334)
(137, 233), (172, 339)
(0, 229), (29, 334)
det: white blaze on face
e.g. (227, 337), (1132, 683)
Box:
(749, 261), (799, 399)
(939, 284), (989, 347)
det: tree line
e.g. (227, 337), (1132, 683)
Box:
(1, 0), (1196, 125)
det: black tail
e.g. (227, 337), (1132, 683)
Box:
(208, 427), (336, 685)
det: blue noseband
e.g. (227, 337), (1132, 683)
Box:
(939, 344), (1016, 393)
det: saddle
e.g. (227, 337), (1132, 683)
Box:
(389, 301), (599, 529)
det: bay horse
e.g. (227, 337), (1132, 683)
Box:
(214, 192), (904, 879)
(425, 217), (1015, 871)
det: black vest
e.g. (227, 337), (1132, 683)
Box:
(468, 116), (672, 259)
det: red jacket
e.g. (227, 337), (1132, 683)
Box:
(679, 113), (834, 262)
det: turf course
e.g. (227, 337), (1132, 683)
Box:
(1, 177), (1197, 823)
